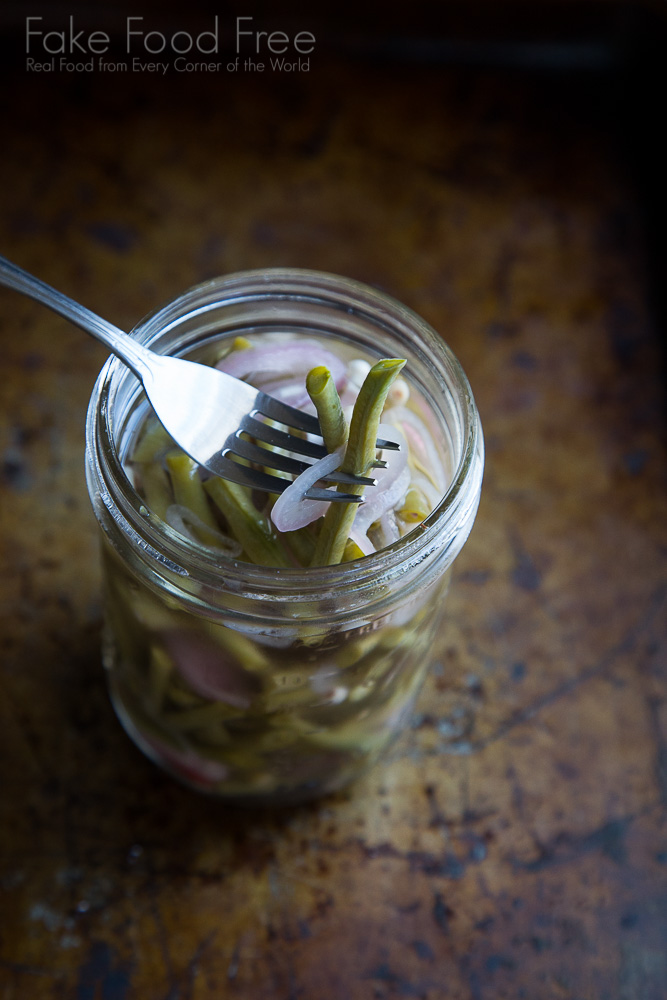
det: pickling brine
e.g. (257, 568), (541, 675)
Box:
(86, 270), (483, 802)
(128, 333), (450, 568)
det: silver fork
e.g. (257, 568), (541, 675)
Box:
(0, 255), (398, 502)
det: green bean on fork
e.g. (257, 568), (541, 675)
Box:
(310, 358), (406, 566)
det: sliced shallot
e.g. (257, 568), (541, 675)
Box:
(161, 629), (257, 707)
(379, 510), (401, 546)
(142, 732), (230, 786)
(384, 405), (448, 491)
(349, 529), (376, 556)
(270, 448), (344, 532)
(350, 424), (409, 535)
(218, 339), (346, 387)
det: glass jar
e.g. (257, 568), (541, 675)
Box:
(85, 269), (484, 804)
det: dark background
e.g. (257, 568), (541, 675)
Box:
(1, 3), (666, 998)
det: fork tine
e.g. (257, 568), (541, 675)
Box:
(231, 437), (313, 476)
(229, 437), (376, 486)
(240, 415), (327, 459)
(317, 470), (376, 487)
(253, 391), (400, 451)
(203, 452), (363, 502)
(255, 391), (320, 434)
(304, 487), (365, 502)
(202, 454), (292, 494)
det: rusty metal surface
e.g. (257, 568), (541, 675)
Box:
(0, 52), (666, 1000)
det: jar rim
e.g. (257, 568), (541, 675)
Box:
(87, 268), (484, 597)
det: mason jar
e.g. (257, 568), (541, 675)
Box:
(85, 269), (484, 804)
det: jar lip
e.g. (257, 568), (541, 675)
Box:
(88, 268), (483, 590)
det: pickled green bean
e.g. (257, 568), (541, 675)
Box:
(199, 621), (270, 673)
(131, 416), (174, 464)
(166, 450), (221, 543)
(311, 358), (406, 566)
(148, 645), (173, 713)
(204, 477), (290, 567)
(111, 332), (456, 800)
(306, 366), (348, 453)
(139, 463), (172, 521)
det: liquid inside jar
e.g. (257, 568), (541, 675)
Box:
(102, 329), (455, 801)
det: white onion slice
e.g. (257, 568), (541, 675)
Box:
(271, 449), (343, 532)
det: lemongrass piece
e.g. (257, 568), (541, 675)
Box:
(306, 366), (348, 453)
(311, 358), (406, 567)
(203, 477), (290, 567)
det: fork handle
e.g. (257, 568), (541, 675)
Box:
(0, 253), (154, 381)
